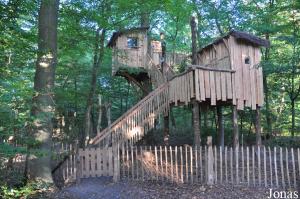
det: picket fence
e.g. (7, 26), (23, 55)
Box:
(120, 144), (300, 189)
(54, 141), (300, 189)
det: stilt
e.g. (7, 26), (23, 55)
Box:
(232, 105), (239, 148)
(217, 106), (224, 149)
(190, 16), (201, 147)
(192, 100), (201, 147)
(255, 105), (262, 146)
(163, 115), (169, 145)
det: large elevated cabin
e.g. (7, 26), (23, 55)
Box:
(189, 30), (270, 110)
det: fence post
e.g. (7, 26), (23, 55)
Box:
(113, 144), (120, 182)
(207, 136), (214, 185)
(76, 149), (82, 185)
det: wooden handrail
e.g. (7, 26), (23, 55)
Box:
(90, 82), (169, 145)
(188, 65), (236, 73)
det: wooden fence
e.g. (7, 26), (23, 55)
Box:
(52, 142), (78, 185)
(120, 144), (300, 189)
(78, 147), (114, 178)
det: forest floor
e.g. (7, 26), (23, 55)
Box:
(52, 177), (276, 199)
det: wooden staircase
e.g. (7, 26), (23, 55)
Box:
(90, 82), (169, 147)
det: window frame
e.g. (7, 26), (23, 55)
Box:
(127, 37), (139, 49)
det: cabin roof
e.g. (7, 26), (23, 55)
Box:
(107, 27), (149, 48)
(197, 30), (270, 53)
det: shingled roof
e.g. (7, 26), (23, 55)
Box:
(107, 27), (149, 48)
(198, 30), (270, 53)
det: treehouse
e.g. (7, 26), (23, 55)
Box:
(107, 27), (187, 87)
(107, 27), (149, 75)
(91, 30), (270, 147)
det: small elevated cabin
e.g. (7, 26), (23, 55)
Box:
(195, 30), (270, 110)
(107, 27), (187, 75)
(107, 27), (149, 75)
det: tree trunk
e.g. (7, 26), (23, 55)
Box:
(96, 95), (102, 134)
(29, 0), (59, 183)
(255, 106), (262, 146)
(232, 106), (239, 148)
(192, 100), (201, 146)
(190, 16), (201, 146)
(170, 107), (176, 128)
(217, 106), (224, 149)
(163, 115), (169, 145)
(291, 99), (295, 137)
(264, 33), (272, 135)
(82, 29), (106, 147)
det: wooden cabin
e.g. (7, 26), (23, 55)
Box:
(107, 27), (149, 75)
(195, 30), (270, 110)
(107, 27), (187, 75)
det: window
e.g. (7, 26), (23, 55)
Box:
(127, 37), (138, 48)
(245, 56), (251, 64)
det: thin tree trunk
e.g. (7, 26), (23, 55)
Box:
(82, 29), (106, 147)
(232, 106), (239, 148)
(29, 0), (59, 183)
(255, 106), (262, 146)
(163, 115), (169, 145)
(217, 106), (224, 149)
(170, 107), (176, 128)
(96, 95), (102, 134)
(192, 101), (201, 146)
(190, 16), (201, 146)
(291, 99), (295, 137)
(264, 33), (272, 135)
(202, 106), (208, 129)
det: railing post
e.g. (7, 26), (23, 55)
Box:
(113, 143), (120, 182)
(207, 136), (214, 185)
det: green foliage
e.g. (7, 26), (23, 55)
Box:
(0, 180), (54, 199)
(1, 0), (300, 193)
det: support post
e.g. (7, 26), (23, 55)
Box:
(207, 136), (214, 185)
(217, 106), (224, 149)
(76, 149), (82, 185)
(232, 106), (239, 149)
(255, 106), (262, 146)
(160, 32), (169, 145)
(163, 115), (169, 145)
(190, 16), (201, 147)
(106, 102), (112, 147)
(192, 100), (201, 147)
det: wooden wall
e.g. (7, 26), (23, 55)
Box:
(151, 51), (187, 67)
(112, 31), (148, 74)
(228, 36), (263, 109)
(169, 68), (236, 107)
(197, 40), (231, 70)
(196, 37), (264, 109)
(169, 66), (263, 110)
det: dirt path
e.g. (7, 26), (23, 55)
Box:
(53, 177), (275, 199)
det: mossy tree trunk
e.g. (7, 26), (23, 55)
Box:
(29, 0), (59, 183)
